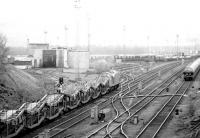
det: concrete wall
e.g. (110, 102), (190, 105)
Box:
(63, 50), (68, 68)
(32, 49), (43, 67)
(56, 49), (63, 68)
(56, 49), (69, 68)
(68, 50), (89, 71)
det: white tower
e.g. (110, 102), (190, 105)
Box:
(74, 0), (81, 80)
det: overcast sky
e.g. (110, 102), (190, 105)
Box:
(0, 0), (200, 48)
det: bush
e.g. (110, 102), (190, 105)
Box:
(0, 34), (9, 71)
(93, 59), (113, 74)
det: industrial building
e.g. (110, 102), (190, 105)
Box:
(32, 49), (68, 68)
(67, 49), (89, 71)
(32, 48), (89, 71)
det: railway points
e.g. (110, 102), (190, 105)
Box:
(2, 2), (200, 138)
(2, 60), (200, 138)
(81, 63), (183, 138)
(14, 63), (140, 138)
(33, 62), (177, 138)
(102, 67), (184, 138)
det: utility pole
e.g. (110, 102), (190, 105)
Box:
(64, 25), (68, 48)
(147, 36), (150, 55)
(44, 31), (48, 44)
(193, 39), (198, 56)
(74, 0), (81, 80)
(176, 34), (179, 61)
(88, 15), (91, 52)
(192, 38), (198, 60)
(123, 25), (126, 56)
(74, 0), (81, 49)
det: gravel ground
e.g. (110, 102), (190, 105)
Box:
(160, 79), (200, 138)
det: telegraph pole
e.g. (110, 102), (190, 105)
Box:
(147, 36), (150, 55)
(74, 0), (81, 80)
(123, 25), (126, 56)
(64, 25), (68, 48)
(74, 0), (81, 49)
(88, 15), (91, 52)
(176, 34), (179, 61)
(44, 31), (48, 44)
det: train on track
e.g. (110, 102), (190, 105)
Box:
(0, 70), (121, 138)
(114, 54), (198, 62)
(183, 58), (200, 81)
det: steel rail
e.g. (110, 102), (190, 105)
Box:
(49, 69), (159, 138)
(105, 67), (185, 138)
(86, 65), (184, 138)
(135, 82), (190, 138)
(33, 62), (180, 138)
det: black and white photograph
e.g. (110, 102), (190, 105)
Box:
(0, 0), (200, 138)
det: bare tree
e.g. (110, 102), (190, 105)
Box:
(0, 34), (9, 70)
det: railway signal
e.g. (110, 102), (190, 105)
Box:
(98, 110), (105, 122)
(59, 77), (63, 85)
(57, 83), (62, 93)
(175, 109), (179, 115)
(166, 87), (169, 92)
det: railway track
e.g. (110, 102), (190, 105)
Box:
(27, 62), (180, 138)
(183, 70), (200, 138)
(43, 62), (182, 138)
(46, 70), (155, 138)
(40, 63), (141, 82)
(135, 81), (191, 138)
(21, 64), (136, 138)
(86, 65), (184, 138)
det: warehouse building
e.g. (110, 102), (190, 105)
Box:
(32, 49), (68, 68)
(32, 48), (89, 70)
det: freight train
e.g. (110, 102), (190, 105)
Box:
(183, 58), (200, 81)
(0, 70), (120, 138)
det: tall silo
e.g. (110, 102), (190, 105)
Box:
(68, 50), (89, 72)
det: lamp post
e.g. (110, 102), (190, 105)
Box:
(74, 0), (81, 49)
(147, 36), (150, 55)
(123, 25), (126, 56)
(44, 31), (48, 44)
(88, 15), (91, 52)
(176, 34), (179, 61)
(74, 0), (81, 80)
(64, 25), (68, 48)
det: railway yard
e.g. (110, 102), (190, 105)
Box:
(2, 1), (200, 138)
(1, 59), (200, 138)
